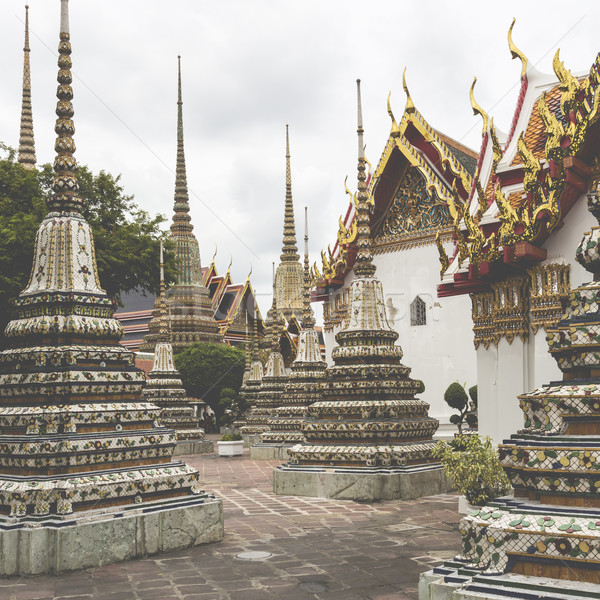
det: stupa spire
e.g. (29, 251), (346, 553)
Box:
(170, 55), (196, 262)
(157, 240), (169, 342)
(301, 206), (315, 330)
(353, 79), (376, 278)
(275, 125), (304, 319)
(17, 4), (36, 170)
(281, 124), (300, 263)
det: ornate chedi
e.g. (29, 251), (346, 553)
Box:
(274, 81), (445, 501)
(140, 56), (223, 354)
(238, 318), (264, 442)
(256, 208), (327, 460)
(421, 186), (600, 597)
(142, 244), (211, 454)
(242, 271), (287, 445)
(0, 1), (222, 576)
(17, 4), (36, 170)
(274, 125), (304, 322)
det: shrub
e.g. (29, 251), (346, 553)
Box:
(432, 434), (511, 506)
(444, 382), (477, 434)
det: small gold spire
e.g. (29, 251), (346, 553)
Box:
(402, 68), (415, 114)
(508, 18), (528, 80)
(226, 255), (232, 275)
(469, 77), (489, 136)
(246, 264), (253, 281)
(211, 244), (217, 265)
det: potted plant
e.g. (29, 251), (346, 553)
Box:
(432, 434), (511, 512)
(217, 433), (244, 457)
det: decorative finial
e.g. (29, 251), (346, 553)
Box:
(508, 18), (528, 80)
(280, 124), (300, 263)
(469, 77), (489, 136)
(387, 92), (400, 137)
(402, 68), (415, 114)
(60, 0), (69, 34)
(302, 206), (315, 329)
(17, 3), (36, 170)
(49, 0), (82, 213)
(226, 255), (232, 275)
(352, 79), (376, 279)
(246, 264), (253, 281)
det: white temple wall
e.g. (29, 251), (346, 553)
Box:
(477, 191), (595, 445)
(324, 243), (476, 437)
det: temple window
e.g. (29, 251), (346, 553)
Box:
(410, 296), (427, 326)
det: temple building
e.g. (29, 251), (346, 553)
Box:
(253, 208), (327, 460)
(17, 4), (36, 170)
(421, 63), (600, 598)
(431, 23), (598, 444)
(141, 244), (212, 455)
(274, 80), (447, 501)
(312, 74), (478, 437)
(0, 0), (222, 576)
(139, 57), (224, 354)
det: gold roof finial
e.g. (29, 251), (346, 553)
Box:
(508, 18), (528, 80)
(402, 67), (415, 114)
(211, 244), (217, 265)
(469, 77), (490, 136)
(387, 92), (401, 137)
(246, 264), (252, 281)
(17, 4), (36, 170)
(226, 255), (232, 275)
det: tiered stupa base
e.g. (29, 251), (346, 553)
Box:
(252, 406), (309, 460)
(0, 484), (223, 576)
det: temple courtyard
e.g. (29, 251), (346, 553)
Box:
(1, 435), (460, 600)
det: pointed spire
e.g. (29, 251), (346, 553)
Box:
(47, 0), (83, 213)
(352, 79), (376, 278)
(158, 240), (169, 342)
(170, 55), (195, 244)
(301, 206), (315, 329)
(280, 124), (300, 263)
(17, 4), (36, 170)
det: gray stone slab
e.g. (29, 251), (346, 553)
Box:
(173, 440), (214, 455)
(273, 465), (448, 501)
(250, 444), (291, 461)
(0, 497), (223, 576)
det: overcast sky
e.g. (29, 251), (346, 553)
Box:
(1, 0), (599, 319)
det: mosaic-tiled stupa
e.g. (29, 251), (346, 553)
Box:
(17, 4), (36, 170)
(140, 56), (223, 354)
(243, 272), (288, 446)
(274, 81), (445, 501)
(238, 317), (264, 443)
(256, 208), (327, 460)
(421, 183), (600, 596)
(0, 1), (222, 575)
(142, 244), (212, 455)
(275, 125), (304, 322)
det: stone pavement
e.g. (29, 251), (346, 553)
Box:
(1, 436), (461, 600)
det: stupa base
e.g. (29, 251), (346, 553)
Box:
(250, 442), (295, 461)
(273, 463), (448, 501)
(173, 439), (214, 455)
(0, 494), (223, 576)
(241, 433), (262, 448)
(418, 564), (600, 600)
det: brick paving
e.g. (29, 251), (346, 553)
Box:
(1, 437), (461, 600)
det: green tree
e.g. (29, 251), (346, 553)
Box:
(175, 343), (246, 424)
(0, 148), (177, 340)
(218, 387), (250, 428)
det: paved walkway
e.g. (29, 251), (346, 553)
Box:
(2, 439), (461, 600)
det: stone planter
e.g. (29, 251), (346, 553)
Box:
(217, 440), (243, 457)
